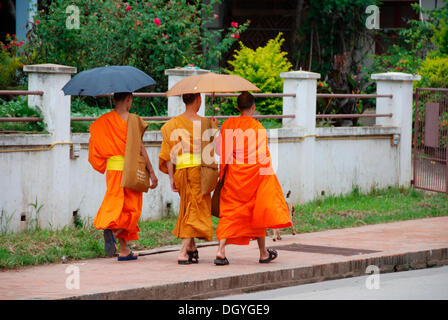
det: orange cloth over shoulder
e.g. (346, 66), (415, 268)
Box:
(215, 116), (291, 245)
(88, 110), (142, 242)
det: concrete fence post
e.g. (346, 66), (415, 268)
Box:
(371, 72), (421, 187)
(280, 70), (320, 203)
(24, 63), (77, 142)
(23, 63), (77, 229)
(165, 68), (210, 117)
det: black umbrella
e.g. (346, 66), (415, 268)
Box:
(62, 66), (156, 96)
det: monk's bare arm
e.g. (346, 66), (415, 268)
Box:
(140, 142), (158, 189)
(166, 160), (178, 193)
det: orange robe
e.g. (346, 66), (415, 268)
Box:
(88, 110), (142, 242)
(216, 116), (292, 245)
(158, 115), (214, 241)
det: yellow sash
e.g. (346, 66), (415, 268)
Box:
(176, 153), (201, 170)
(107, 155), (125, 171)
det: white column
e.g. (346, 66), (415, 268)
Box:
(23, 63), (77, 230)
(280, 71), (320, 130)
(24, 64), (77, 142)
(280, 70), (320, 203)
(371, 72), (421, 187)
(165, 68), (210, 117)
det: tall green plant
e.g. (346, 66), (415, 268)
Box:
(223, 33), (292, 115)
(433, 19), (448, 55)
(292, 0), (379, 79)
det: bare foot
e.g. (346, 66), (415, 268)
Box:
(215, 250), (226, 260)
(178, 252), (189, 262)
(259, 249), (269, 261)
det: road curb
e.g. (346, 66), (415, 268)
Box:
(63, 247), (448, 300)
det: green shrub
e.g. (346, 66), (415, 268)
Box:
(0, 34), (25, 89)
(0, 96), (46, 132)
(365, 18), (433, 75)
(221, 33), (292, 116)
(24, 0), (249, 117)
(25, 0), (248, 91)
(433, 19), (448, 55)
(417, 55), (448, 88)
(70, 98), (163, 132)
(365, 2), (448, 75)
(70, 98), (111, 133)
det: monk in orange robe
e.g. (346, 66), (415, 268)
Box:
(159, 93), (218, 264)
(214, 92), (292, 265)
(89, 92), (158, 261)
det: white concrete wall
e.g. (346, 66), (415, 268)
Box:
(0, 126), (401, 232)
(268, 126), (401, 204)
(0, 65), (419, 233)
(313, 127), (400, 197)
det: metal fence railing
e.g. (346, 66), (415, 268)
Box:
(0, 90), (393, 124)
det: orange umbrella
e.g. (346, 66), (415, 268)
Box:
(165, 72), (260, 97)
(166, 72), (260, 115)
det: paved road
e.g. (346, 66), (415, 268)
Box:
(213, 266), (448, 300)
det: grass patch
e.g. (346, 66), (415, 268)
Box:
(288, 187), (448, 234)
(1, 187), (446, 270)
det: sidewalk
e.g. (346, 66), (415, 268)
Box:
(1, 216), (447, 300)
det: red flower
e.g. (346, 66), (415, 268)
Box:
(154, 18), (161, 26)
(125, 4), (132, 11)
(214, 14), (219, 19)
(231, 22), (238, 28)
(231, 34), (240, 39)
(2, 45), (8, 50)
(395, 66), (403, 71)
(36, 19), (40, 24)
(12, 34), (16, 38)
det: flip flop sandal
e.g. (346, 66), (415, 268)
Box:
(178, 259), (192, 265)
(214, 257), (230, 266)
(187, 250), (199, 264)
(259, 249), (278, 264)
(103, 229), (116, 258)
(117, 251), (138, 261)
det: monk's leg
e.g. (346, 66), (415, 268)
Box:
(187, 238), (197, 252)
(216, 239), (227, 259)
(118, 238), (137, 257)
(178, 238), (191, 262)
(112, 228), (124, 237)
(256, 237), (270, 261)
